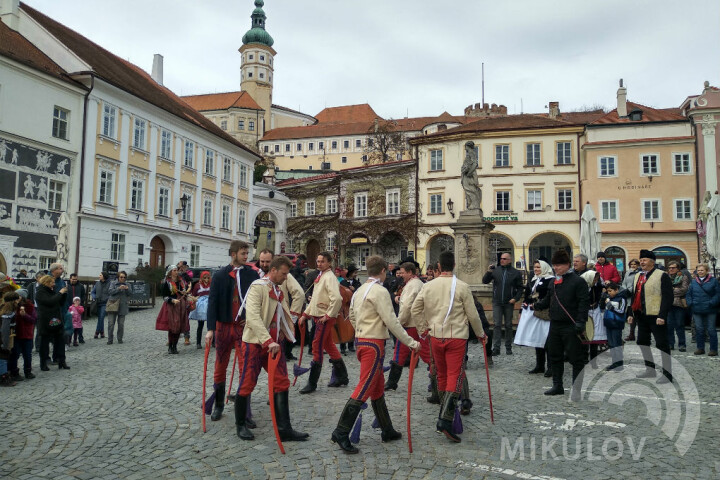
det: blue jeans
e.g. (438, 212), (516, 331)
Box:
(694, 313), (718, 352)
(667, 306), (687, 349)
(96, 303), (107, 334)
(606, 328), (624, 366)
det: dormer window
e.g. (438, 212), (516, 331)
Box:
(629, 109), (643, 121)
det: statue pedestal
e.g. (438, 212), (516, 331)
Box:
(450, 210), (494, 298)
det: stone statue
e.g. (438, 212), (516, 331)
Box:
(56, 212), (70, 265)
(460, 141), (482, 215)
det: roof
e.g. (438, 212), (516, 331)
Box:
(0, 19), (73, 84)
(271, 103), (315, 119)
(181, 91), (262, 111)
(590, 102), (687, 125)
(412, 114), (579, 142)
(276, 160), (414, 187)
(539, 110), (606, 125)
(276, 172), (338, 187)
(315, 104), (381, 124)
(21, 3), (260, 159)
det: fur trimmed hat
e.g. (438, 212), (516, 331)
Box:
(551, 249), (571, 265)
(639, 249), (656, 260)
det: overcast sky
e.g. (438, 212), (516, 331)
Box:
(25, 0), (720, 119)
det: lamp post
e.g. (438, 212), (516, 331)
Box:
(446, 198), (455, 218)
(175, 193), (189, 215)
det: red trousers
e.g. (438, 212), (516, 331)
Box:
(213, 321), (243, 384)
(430, 337), (467, 393)
(350, 338), (385, 402)
(237, 333), (289, 396)
(311, 317), (341, 364)
(392, 327), (431, 366)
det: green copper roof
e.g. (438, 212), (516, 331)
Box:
(242, 0), (274, 47)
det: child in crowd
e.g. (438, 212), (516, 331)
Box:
(69, 297), (84, 347)
(1, 292), (20, 386)
(603, 282), (627, 371)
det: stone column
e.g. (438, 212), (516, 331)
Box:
(449, 209), (494, 293)
(699, 114), (719, 194)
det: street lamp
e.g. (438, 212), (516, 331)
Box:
(446, 198), (455, 218)
(175, 193), (189, 215)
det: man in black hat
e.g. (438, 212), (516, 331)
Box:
(628, 249), (673, 383)
(535, 249), (589, 401)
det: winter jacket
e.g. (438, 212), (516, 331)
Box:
(686, 276), (720, 315)
(14, 301), (36, 339)
(482, 266), (524, 306)
(595, 262), (621, 284)
(108, 280), (131, 316)
(36, 284), (67, 336)
(670, 273), (690, 308)
(535, 272), (589, 328)
(92, 279), (111, 305)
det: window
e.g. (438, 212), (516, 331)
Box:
(274, 144), (280, 153)
(260, 55), (265, 61)
(133, 118), (146, 149)
(599, 156), (617, 177)
(495, 145), (509, 167)
(184, 141), (194, 168)
(181, 195), (193, 222)
(285, 144), (291, 152)
(130, 179), (144, 211)
(221, 204), (231, 230)
(326, 196), (338, 214)
(430, 149), (443, 171)
(359, 247), (371, 269)
(238, 207), (247, 233)
(205, 150), (215, 176)
(642, 200), (660, 221)
(287, 237), (295, 253)
(367, 138), (373, 148)
(52, 106), (69, 139)
(190, 244), (200, 267)
(158, 187), (169, 217)
(220, 120), (227, 130)
(39, 256), (56, 271)
(495, 191), (510, 211)
(248, 72), (253, 78)
(297, 143), (302, 151)
(223, 157), (232, 181)
(600, 200), (618, 221)
(263, 145), (269, 153)
(308, 142), (314, 151)
(110, 232), (126, 262)
(557, 189), (573, 210)
(239, 164), (248, 188)
(47, 180), (64, 211)
(361, 155), (368, 163)
(259, 73), (264, 79)
(341, 156), (347, 164)
(203, 199), (213, 226)
(674, 199), (692, 220)
(326, 234), (336, 252)
(331, 141), (338, 150)
(556, 142), (572, 165)
(343, 140), (350, 149)
(249, 54), (254, 60)
(98, 170), (114, 204)
(160, 130), (172, 159)
(386, 189), (400, 215)
(102, 104), (117, 138)
(429, 193), (443, 214)
(289, 202), (297, 218)
(527, 190), (542, 211)
(354, 193), (368, 218)
(305, 200), (315, 216)
(673, 153), (691, 174)
(355, 139), (362, 148)
(319, 141), (324, 150)
(641, 154), (659, 175)
(238, 120), (245, 130)
(249, 121), (255, 131)
(526, 143), (541, 166)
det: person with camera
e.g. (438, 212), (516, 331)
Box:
(36, 275), (69, 371)
(482, 253), (523, 356)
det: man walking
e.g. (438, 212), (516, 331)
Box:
(482, 253), (523, 356)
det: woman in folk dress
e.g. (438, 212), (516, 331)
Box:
(515, 260), (554, 376)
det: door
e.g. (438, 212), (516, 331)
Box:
(306, 239), (321, 269)
(150, 236), (165, 269)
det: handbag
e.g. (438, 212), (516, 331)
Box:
(106, 298), (120, 313)
(533, 307), (551, 322)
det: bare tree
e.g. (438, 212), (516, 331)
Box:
(364, 119), (406, 164)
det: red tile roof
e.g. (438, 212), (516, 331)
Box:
(181, 91), (262, 111)
(20, 3), (260, 159)
(276, 172), (338, 186)
(315, 104), (380, 124)
(276, 160), (414, 187)
(0, 19), (72, 83)
(591, 102), (687, 125)
(539, 110), (606, 125)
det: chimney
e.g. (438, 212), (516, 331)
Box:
(0, 0), (20, 30)
(548, 101), (560, 119)
(151, 54), (164, 86)
(617, 79), (627, 117)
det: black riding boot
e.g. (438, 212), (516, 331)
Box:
(274, 391), (309, 441)
(371, 395), (401, 442)
(331, 398), (363, 454)
(460, 377), (472, 415)
(427, 373), (440, 404)
(437, 393), (461, 443)
(211, 383), (225, 421)
(529, 348), (545, 374)
(327, 358), (349, 387)
(299, 361), (321, 394)
(235, 395), (254, 440)
(384, 362), (403, 391)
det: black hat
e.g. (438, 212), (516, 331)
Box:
(551, 249), (570, 265)
(596, 251), (606, 259)
(346, 264), (358, 276)
(639, 249), (656, 260)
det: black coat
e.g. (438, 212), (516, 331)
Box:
(523, 276), (552, 305)
(482, 266), (524, 305)
(207, 265), (259, 331)
(36, 284), (67, 336)
(536, 272), (589, 327)
(64, 282), (86, 310)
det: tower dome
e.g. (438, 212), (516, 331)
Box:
(242, 0), (274, 47)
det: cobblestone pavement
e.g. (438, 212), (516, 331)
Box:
(2, 304), (719, 479)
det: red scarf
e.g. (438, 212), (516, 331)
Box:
(631, 272), (648, 312)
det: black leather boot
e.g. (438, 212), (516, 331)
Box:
(384, 362), (403, 391)
(529, 349), (545, 374)
(40, 359), (49, 372)
(211, 383), (225, 421)
(426, 373), (440, 404)
(58, 360), (70, 370)
(328, 358), (349, 387)
(234, 395), (254, 440)
(331, 398), (362, 454)
(544, 383), (564, 395)
(299, 361), (321, 394)
(460, 377), (472, 415)
(274, 391), (309, 441)
(371, 395), (401, 442)
(436, 393), (461, 443)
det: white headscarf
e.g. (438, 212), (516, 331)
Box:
(532, 260), (554, 281)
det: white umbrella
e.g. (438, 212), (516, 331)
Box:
(705, 194), (720, 261)
(580, 203), (602, 259)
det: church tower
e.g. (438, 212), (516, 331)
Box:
(239, 0), (275, 134)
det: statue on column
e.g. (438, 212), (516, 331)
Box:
(460, 141), (483, 215)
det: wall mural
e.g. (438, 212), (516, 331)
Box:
(0, 137), (73, 276)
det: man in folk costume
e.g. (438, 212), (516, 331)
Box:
(384, 261), (431, 391)
(298, 251), (346, 393)
(628, 249), (673, 383)
(332, 256), (420, 454)
(206, 240), (260, 422)
(411, 251), (486, 443)
(235, 256), (309, 441)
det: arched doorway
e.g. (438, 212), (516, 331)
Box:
(306, 239), (321, 269)
(427, 234), (455, 272)
(652, 246), (687, 268)
(150, 236), (166, 269)
(377, 231), (408, 264)
(604, 246), (626, 275)
(529, 232), (572, 264)
(488, 233), (514, 265)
